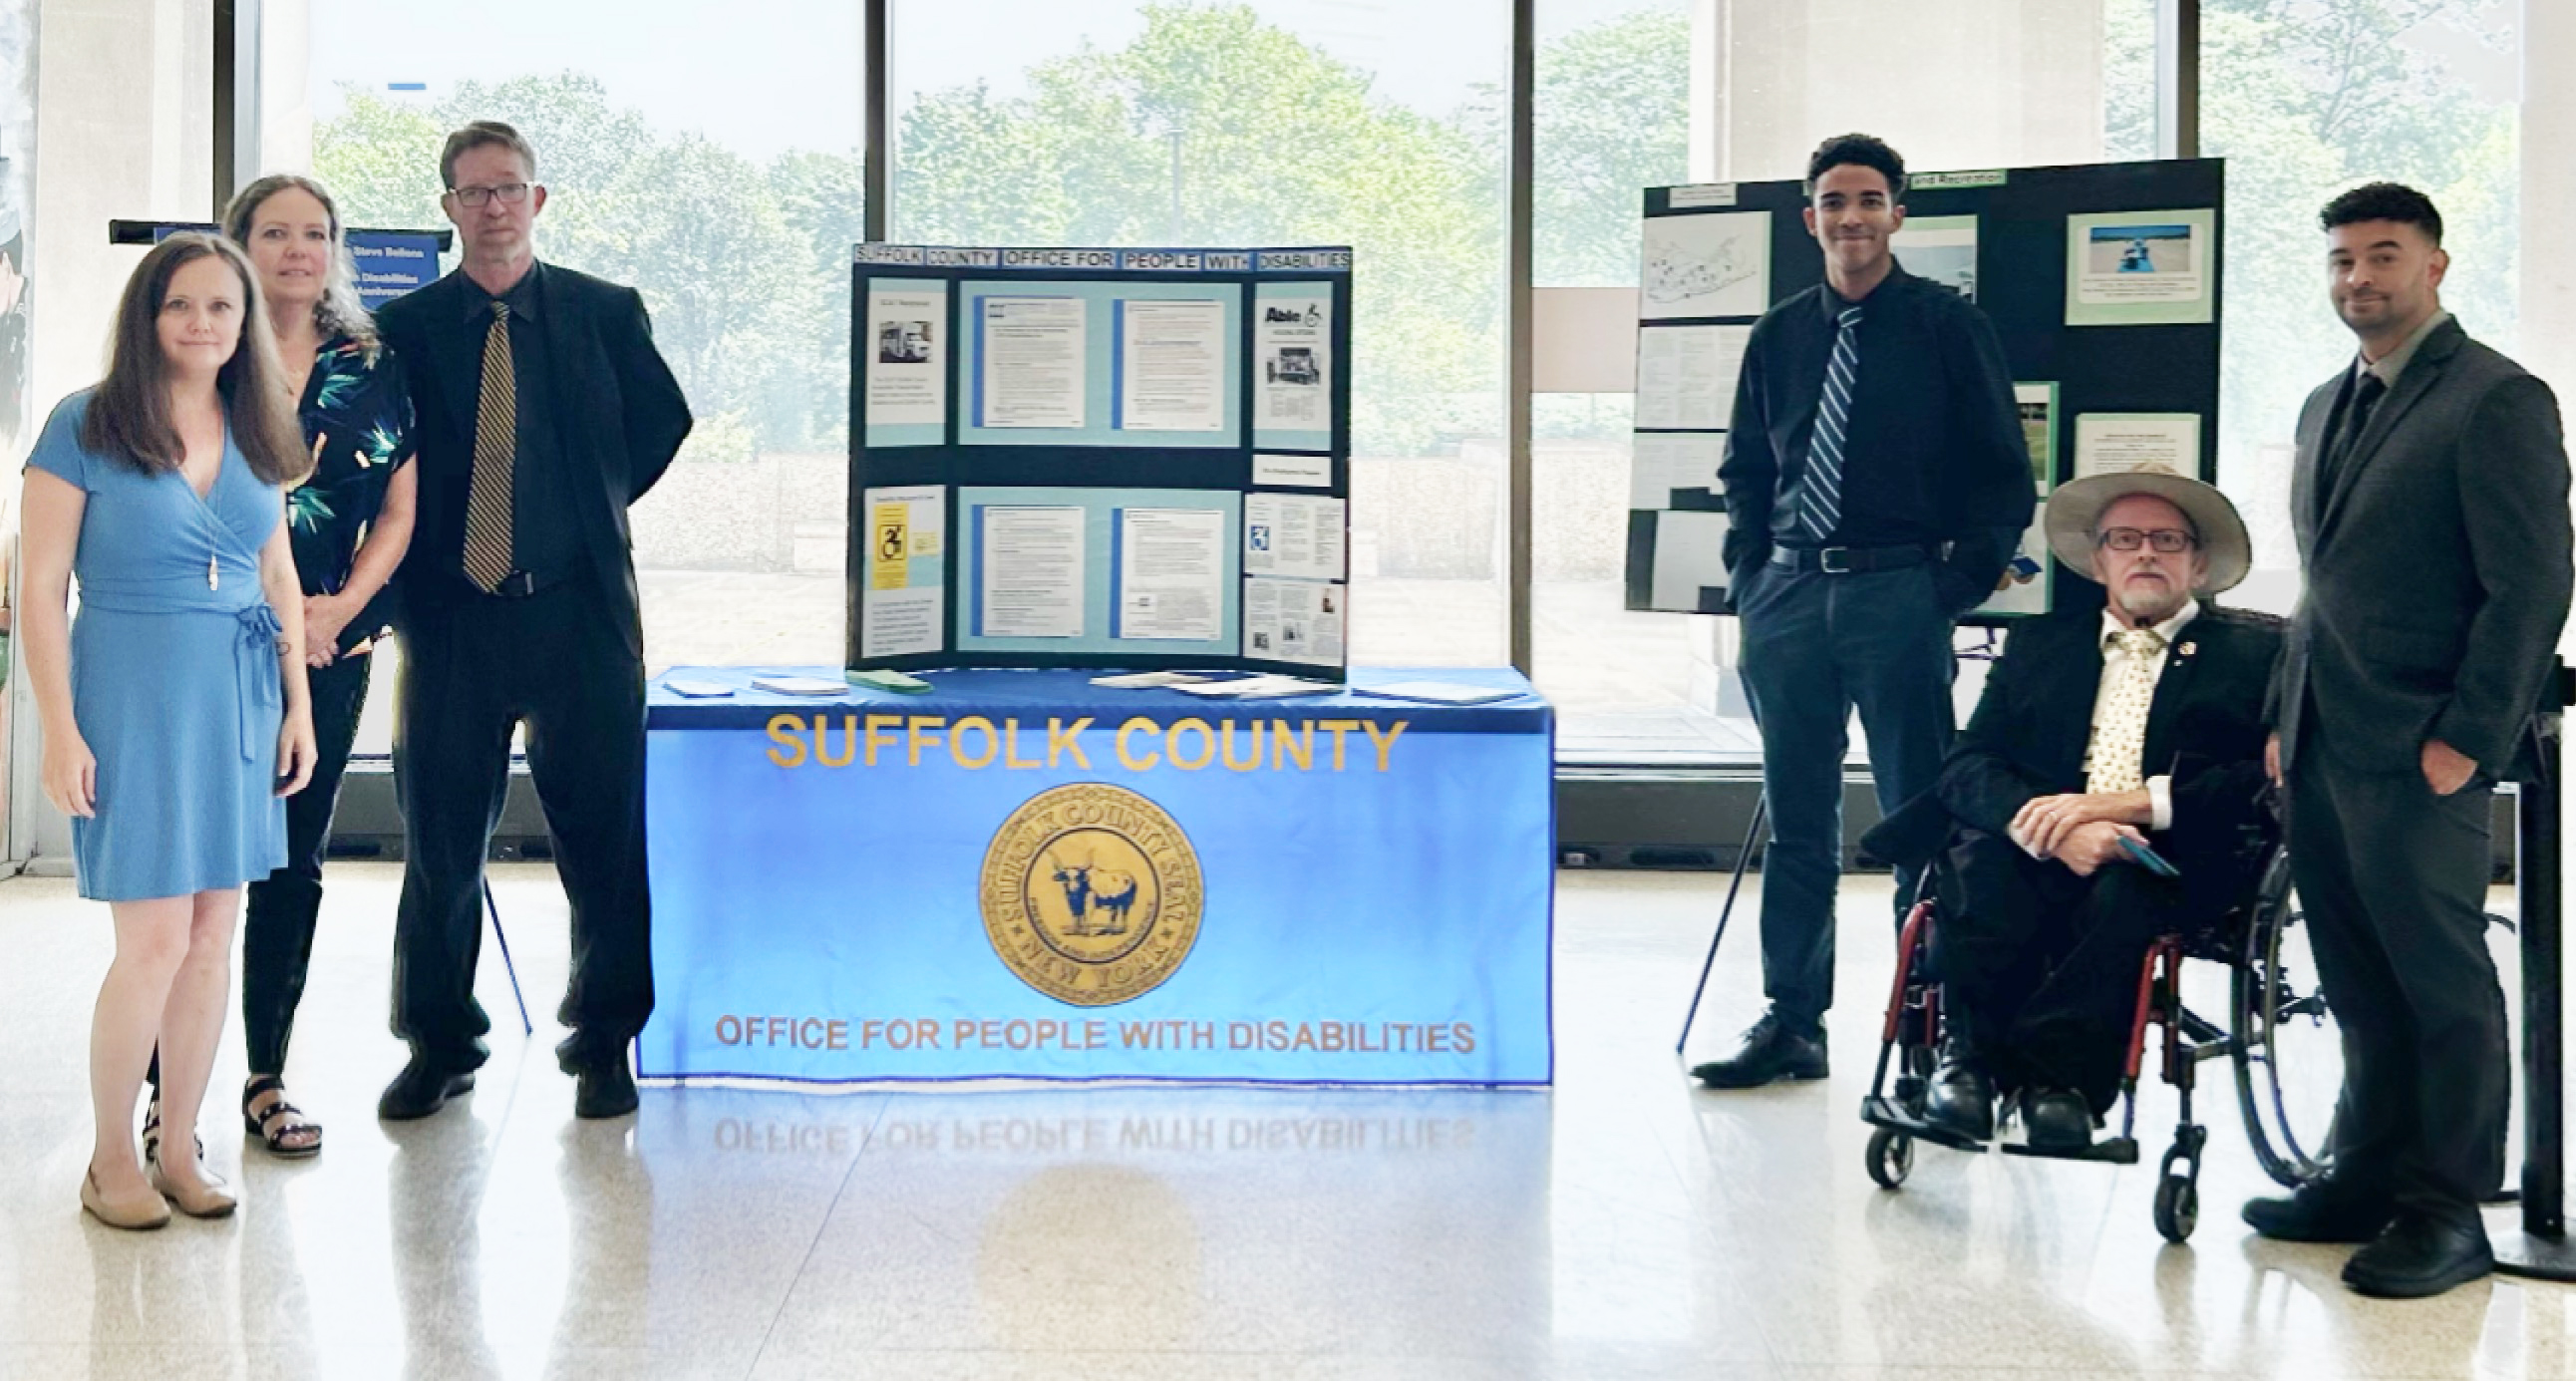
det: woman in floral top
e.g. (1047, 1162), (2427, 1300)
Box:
(146, 173), (417, 1161)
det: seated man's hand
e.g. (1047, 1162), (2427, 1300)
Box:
(2057, 821), (2146, 877)
(2010, 791), (2153, 858)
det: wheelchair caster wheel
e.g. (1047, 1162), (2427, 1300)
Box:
(2153, 1172), (2199, 1242)
(1866, 1127), (1914, 1190)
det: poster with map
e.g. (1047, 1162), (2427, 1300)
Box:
(1639, 211), (1770, 320)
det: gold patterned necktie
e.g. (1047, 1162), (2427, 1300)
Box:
(2085, 627), (2167, 794)
(462, 300), (517, 592)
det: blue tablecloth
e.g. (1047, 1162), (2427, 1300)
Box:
(639, 667), (1555, 1086)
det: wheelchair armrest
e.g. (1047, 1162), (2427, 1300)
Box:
(1860, 790), (1956, 870)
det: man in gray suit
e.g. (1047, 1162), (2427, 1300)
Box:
(2242, 182), (2572, 1298)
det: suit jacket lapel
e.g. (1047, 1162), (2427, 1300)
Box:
(2292, 377), (2340, 537)
(2139, 621), (2205, 775)
(423, 277), (484, 460)
(2034, 618), (2106, 790)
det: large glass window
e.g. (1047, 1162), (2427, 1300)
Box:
(11, 0), (213, 860)
(890, 0), (1513, 669)
(1533, 0), (2156, 765)
(266, 0), (869, 752)
(2193, 0), (2524, 614)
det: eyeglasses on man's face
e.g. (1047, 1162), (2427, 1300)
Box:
(449, 182), (532, 208)
(2096, 526), (2198, 553)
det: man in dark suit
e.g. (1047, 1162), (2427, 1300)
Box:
(1871, 470), (2278, 1151)
(2241, 183), (2570, 1299)
(373, 121), (692, 1122)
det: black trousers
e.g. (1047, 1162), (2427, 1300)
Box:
(150, 649), (373, 1094)
(390, 576), (652, 1074)
(2290, 733), (2507, 1228)
(1934, 828), (2183, 1113)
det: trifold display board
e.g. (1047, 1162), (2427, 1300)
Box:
(1625, 159), (2223, 624)
(848, 245), (1355, 678)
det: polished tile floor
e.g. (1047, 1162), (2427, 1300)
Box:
(1, 863), (2569, 1379)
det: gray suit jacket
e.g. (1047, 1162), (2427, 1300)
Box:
(2272, 317), (2572, 776)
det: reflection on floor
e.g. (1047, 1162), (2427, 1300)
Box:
(0, 863), (2564, 1379)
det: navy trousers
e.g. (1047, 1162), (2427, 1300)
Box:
(1736, 561), (1959, 1030)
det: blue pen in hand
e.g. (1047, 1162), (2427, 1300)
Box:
(2117, 835), (2181, 877)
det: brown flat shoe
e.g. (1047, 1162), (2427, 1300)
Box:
(82, 1168), (171, 1231)
(148, 1158), (237, 1219)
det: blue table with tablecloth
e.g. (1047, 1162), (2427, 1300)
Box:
(636, 667), (1554, 1086)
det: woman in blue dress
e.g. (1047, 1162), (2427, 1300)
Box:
(137, 174), (416, 1164)
(21, 232), (317, 1229)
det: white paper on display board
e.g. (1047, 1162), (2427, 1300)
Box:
(2074, 413), (2200, 479)
(860, 484), (946, 657)
(1116, 508), (1226, 642)
(1243, 494), (1347, 581)
(1628, 433), (1724, 510)
(1890, 215), (1978, 302)
(865, 283), (948, 428)
(2066, 209), (2217, 325)
(1973, 519), (2053, 618)
(1242, 576), (1346, 667)
(1635, 325), (1746, 431)
(1118, 299), (1227, 432)
(1649, 509), (1731, 612)
(1640, 211), (1770, 320)
(1252, 453), (1331, 488)
(978, 506), (1086, 637)
(1255, 294), (1333, 431)
(978, 296), (1087, 429)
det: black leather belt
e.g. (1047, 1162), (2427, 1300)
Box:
(1768, 543), (1935, 574)
(486, 569), (567, 599)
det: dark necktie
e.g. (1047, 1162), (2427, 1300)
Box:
(462, 300), (517, 592)
(1797, 304), (1864, 540)
(2324, 370), (2387, 492)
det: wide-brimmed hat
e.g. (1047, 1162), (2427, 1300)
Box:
(2045, 465), (2251, 593)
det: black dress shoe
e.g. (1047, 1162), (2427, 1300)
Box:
(1690, 1012), (1828, 1090)
(2241, 1177), (2395, 1244)
(1922, 1057), (1995, 1142)
(2342, 1212), (2494, 1299)
(378, 1060), (476, 1122)
(574, 1062), (639, 1120)
(2021, 1088), (2092, 1152)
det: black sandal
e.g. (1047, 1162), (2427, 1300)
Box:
(242, 1077), (322, 1159)
(140, 1096), (202, 1170)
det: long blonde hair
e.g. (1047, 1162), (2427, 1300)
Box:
(222, 173), (379, 353)
(81, 233), (308, 486)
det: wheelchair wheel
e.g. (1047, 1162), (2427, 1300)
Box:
(1866, 1127), (1914, 1190)
(2231, 856), (2340, 1190)
(2153, 1173), (2199, 1243)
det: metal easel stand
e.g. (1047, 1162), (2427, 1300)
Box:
(2494, 662), (2575, 1279)
(1677, 796), (1768, 1055)
(483, 878), (536, 1038)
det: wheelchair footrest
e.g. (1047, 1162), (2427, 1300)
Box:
(1860, 1096), (1987, 1155)
(2000, 1136), (2141, 1165)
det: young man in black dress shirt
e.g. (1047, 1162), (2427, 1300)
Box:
(1695, 133), (2033, 1090)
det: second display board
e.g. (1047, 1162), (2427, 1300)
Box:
(848, 245), (1354, 677)
(1625, 159), (2223, 624)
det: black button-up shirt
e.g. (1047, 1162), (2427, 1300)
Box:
(1718, 264), (2033, 603)
(462, 262), (578, 585)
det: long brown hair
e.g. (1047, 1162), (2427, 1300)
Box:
(222, 173), (379, 353)
(81, 232), (308, 486)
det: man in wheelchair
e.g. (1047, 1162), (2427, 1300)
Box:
(1877, 467), (2280, 1152)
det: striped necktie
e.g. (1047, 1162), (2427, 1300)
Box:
(461, 300), (517, 592)
(1798, 304), (1864, 540)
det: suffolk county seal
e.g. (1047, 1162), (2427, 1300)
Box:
(979, 783), (1205, 1006)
